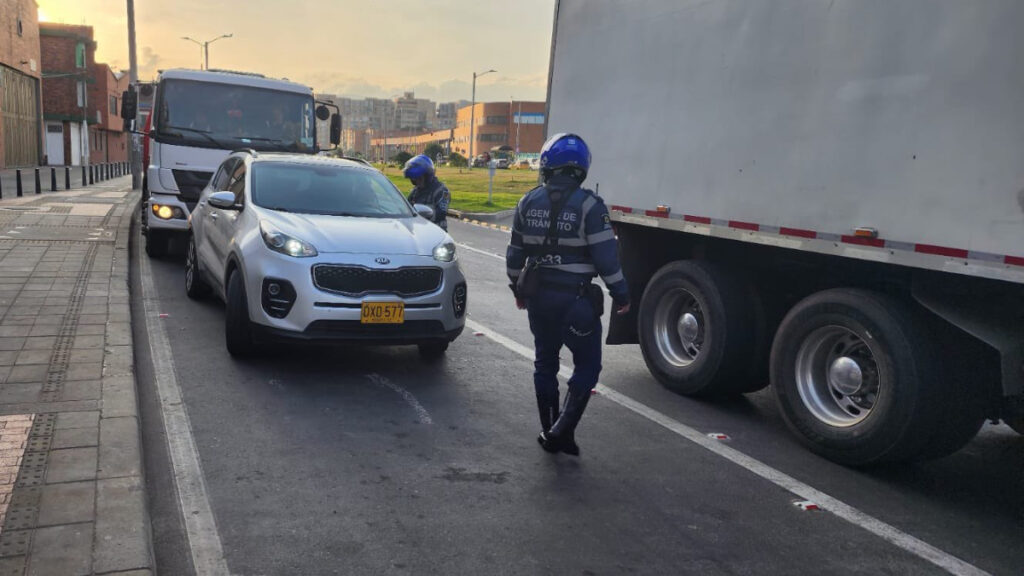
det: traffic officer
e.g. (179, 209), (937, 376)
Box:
(506, 133), (630, 456)
(404, 154), (451, 230)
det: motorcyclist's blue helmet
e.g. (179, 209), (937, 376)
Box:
(540, 133), (591, 183)
(403, 154), (435, 180)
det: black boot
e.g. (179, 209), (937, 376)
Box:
(536, 394), (560, 453)
(539, 390), (591, 456)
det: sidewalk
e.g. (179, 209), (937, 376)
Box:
(0, 176), (152, 575)
(0, 164), (128, 200)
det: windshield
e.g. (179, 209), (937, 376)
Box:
(155, 79), (315, 152)
(251, 163), (414, 218)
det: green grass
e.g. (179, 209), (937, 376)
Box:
(377, 165), (538, 213)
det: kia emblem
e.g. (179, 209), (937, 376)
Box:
(374, 256), (391, 265)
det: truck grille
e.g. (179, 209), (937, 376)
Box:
(171, 169), (213, 202)
(312, 265), (442, 297)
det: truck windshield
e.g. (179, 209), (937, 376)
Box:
(155, 79), (315, 152)
(251, 163), (415, 218)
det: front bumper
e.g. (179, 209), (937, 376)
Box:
(145, 194), (191, 234)
(242, 249), (467, 344)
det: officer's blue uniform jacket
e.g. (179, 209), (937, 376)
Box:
(506, 175), (629, 304)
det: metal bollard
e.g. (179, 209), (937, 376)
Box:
(16, 169), (23, 197)
(82, 165), (87, 186)
(34, 168), (41, 194)
(89, 165), (94, 185)
(50, 168), (57, 192)
(65, 167), (70, 190)
(0, 174), (3, 199)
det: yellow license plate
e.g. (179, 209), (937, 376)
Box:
(360, 302), (404, 324)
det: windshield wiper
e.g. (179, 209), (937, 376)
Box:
(164, 125), (230, 149)
(241, 137), (300, 151)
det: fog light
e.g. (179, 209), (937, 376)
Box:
(261, 278), (296, 318)
(453, 283), (467, 318)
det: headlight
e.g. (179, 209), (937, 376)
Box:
(260, 221), (318, 257)
(432, 241), (457, 262)
(152, 204), (185, 220)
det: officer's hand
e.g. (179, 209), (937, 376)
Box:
(515, 297), (527, 310)
(615, 302), (631, 315)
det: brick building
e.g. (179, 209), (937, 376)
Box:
(39, 23), (126, 166)
(451, 101), (545, 160)
(0, 0), (43, 168)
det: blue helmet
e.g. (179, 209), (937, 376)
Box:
(540, 133), (591, 182)
(403, 154), (435, 180)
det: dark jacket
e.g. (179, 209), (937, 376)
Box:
(408, 176), (450, 230)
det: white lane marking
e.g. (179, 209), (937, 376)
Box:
(456, 242), (504, 261)
(139, 237), (230, 576)
(464, 318), (991, 576)
(366, 373), (433, 425)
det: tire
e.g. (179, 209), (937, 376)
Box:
(418, 341), (449, 361)
(225, 270), (255, 358)
(770, 289), (942, 466)
(638, 260), (764, 397)
(145, 229), (167, 258)
(185, 234), (211, 300)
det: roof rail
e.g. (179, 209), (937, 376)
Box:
(341, 156), (372, 166)
(204, 68), (267, 78)
(231, 148), (258, 156)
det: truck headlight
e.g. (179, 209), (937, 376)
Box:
(152, 204), (185, 220)
(260, 221), (317, 258)
(432, 241), (457, 262)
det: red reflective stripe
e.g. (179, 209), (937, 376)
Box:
(840, 235), (885, 248)
(683, 215), (712, 224)
(915, 244), (969, 259)
(610, 205), (632, 213)
(645, 210), (669, 218)
(1004, 255), (1024, 267)
(779, 227), (816, 239)
(728, 220), (759, 231)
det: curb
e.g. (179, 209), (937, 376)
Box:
(107, 189), (156, 574)
(448, 208), (515, 224)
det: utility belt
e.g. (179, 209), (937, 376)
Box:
(535, 281), (605, 318)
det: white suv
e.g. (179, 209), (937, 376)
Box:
(186, 151), (467, 358)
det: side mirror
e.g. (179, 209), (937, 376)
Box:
(413, 204), (435, 220)
(208, 191), (240, 210)
(120, 89), (137, 121)
(330, 114), (342, 146)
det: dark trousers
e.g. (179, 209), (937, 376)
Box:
(527, 289), (603, 407)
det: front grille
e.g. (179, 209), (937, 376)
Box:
(312, 265), (442, 297)
(171, 169), (213, 202)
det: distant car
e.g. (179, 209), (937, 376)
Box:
(494, 158), (510, 169)
(528, 158), (540, 170)
(511, 159), (531, 170)
(186, 151), (467, 358)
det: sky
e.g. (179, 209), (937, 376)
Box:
(37, 0), (556, 103)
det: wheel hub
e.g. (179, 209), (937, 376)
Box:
(678, 313), (700, 347)
(828, 356), (863, 396)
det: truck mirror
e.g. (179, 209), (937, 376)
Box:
(330, 114), (342, 146)
(120, 90), (138, 121)
(315, 105), (331, 121)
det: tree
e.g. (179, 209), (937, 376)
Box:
(448, 152), (468, 167)
(391, 151), (413, 165)
(423, 143), (444, 161)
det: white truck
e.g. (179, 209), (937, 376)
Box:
(120, 69), (340, 256)
(546, 0), (1024, 465)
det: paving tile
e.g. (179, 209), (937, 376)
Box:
(47, 447), (99, 484)
(6, 364), (47, 384)
(66, 363), (103, 382)
(0, 383), (42, 404)
(0, 351), (16, 366)
(74, 324), (105, 336)
(0, 338), (25, 352)
(0, 326), (31, 338)
(98, 417), (140, 479)
(105, 322), (131, 347)
(94, 476), (149, 574)
(72, 335), (104, 350)
(55, 411), (100, 430)
(27, 324), (60, 337)
(52, 427), (99, 449)
(27, 523), (93, 576)
(38, 480), (95, 526)
(78, 314), (107, 325)
(14, 349), (51, 365)
(22, 337), (56, 350)
(0, 366), (10, 385)
(68, 348), (103, 364)
(101, 376), (136, 419)
(32, 315), (64, 326)
(61, 380), (101, 402)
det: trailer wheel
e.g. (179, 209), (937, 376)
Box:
(771, 289), (941, 466)
(638, 261), (762, 396)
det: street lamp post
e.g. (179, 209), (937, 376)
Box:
(181, 34), (233, 70)
(469, 69), (495, 168)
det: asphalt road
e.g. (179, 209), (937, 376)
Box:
(133, 218), (1023, 576)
